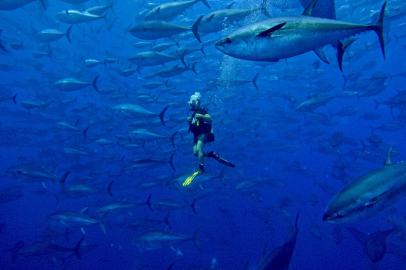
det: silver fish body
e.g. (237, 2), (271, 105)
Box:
(323, 148), (406, 223)
(216, 2), (386, 64)
(56, 10), (105, 24)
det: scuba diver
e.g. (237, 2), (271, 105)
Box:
(183, 92), (235, 186)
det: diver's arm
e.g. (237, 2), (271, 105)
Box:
(196, 113), (212, 123)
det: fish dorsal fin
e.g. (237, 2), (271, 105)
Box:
(385, 147), (393, 165)
(313, 47), (329, 64)
(302, 0), (319, 16)
(156, 7), (161, 13)
(227, 2), (235, 9)
(256, 22), (286, 38)
(206, 14), (215, 22)
(80, 207), (89, 214)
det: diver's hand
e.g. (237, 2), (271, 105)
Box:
(187, 116), (192, 122)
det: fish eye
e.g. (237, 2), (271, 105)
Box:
(226, 38), (232, 44)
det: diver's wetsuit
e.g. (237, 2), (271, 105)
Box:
(183, 106), (235, 186)
(189, 108), (214, 144)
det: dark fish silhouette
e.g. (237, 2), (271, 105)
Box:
(346, 227), (393, 262)
(257, 212), (300, 270)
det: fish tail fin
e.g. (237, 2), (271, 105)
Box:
(12, 93), (18, 104)
(190, 62), (197, 75)
(169, 153), (175, 171)
(99, 211), (109, 235)
(59, 180), (66, 194)
(146, 194), (154, 211)
(373, 1), (386, 59)
(73, 238), (84, 260)
(110, 0), (116, 13)
(107, 181), (114, 197)
(66, 26), (73, 44)
(180, 50), (187, 67)
(295, 211), (300, 228)
(252, 73), (259, 90)
(102, 15), (108, 24)
(372, 99), (379, 110)
(170, 131), (178, 147)
(83, 126), (89, 138)
(92, 76), (99, 92)
(191, 199), (197, 214)
(200, 43), (206, 56)
(192, 16), (204, 43)
(199, 0), (211, 9)
(219, 166), (227, 186)
(159, 105), (169, 127)
(60, 171), (70, 183)
(164, 212), (171, 228)
(39, 0), (47, 9)
(0, 30), (8, 53)
(260, 0), (271, 18)
(193, 227), (202, 251)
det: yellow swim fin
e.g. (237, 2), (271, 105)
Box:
(183, 171), (201, 186)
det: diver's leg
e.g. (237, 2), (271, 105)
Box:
(196, 140), (205, 172)
(193, 143), (198, 157)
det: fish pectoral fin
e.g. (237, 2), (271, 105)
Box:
(256, 23), (287, 38)
(365, 196), (383, 208)
(313, 47), (329, 64)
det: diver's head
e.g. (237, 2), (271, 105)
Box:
(188, 92), (201, 111)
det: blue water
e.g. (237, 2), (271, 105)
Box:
(1, 0), (406, 269)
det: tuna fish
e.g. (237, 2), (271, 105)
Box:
(295, 95), (335, 112)
(111, 104), (169, 126)
(323, 147), (406, 223)
(257, 212), (300, 270)
(37, 26), (73, 43)
(215, 0), (386, 69)
(53, 77), (99, 92)
(134, 227), (201, 251)
(128, 51), (186, 67)
(55, 10), (106, 24)
(198, 0), (269, 33)
(129, 16), (203, 42)
(47, 209), (109, 235)
(6, 165), (70, 183)
(0, 0), (46, 10)
(346, 227), (394, 262)
(144, 0), (210, 21)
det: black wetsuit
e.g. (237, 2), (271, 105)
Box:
(189, 108), (214, 144)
